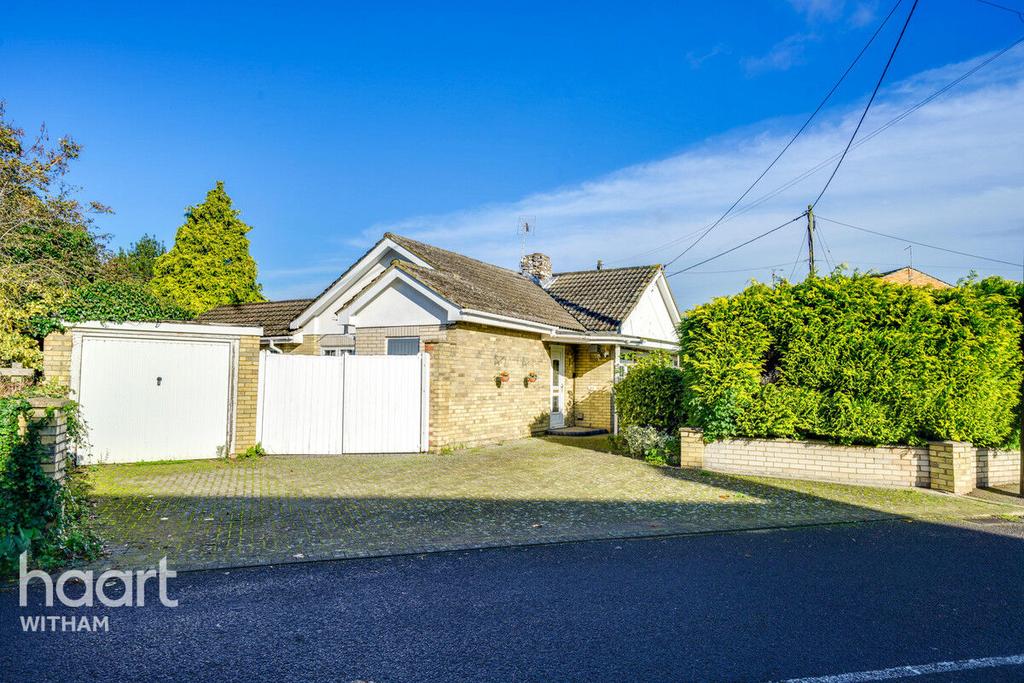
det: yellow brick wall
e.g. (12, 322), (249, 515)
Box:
(42, 332), (73, 391)
(281, 335), (320, 355)
(355, 325), (451, 355)
(232, 335), (261, 455)
(571, 345), (614, 431)
(427, 323), (554, 448)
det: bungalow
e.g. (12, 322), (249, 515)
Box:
(199, 233), (680, 447)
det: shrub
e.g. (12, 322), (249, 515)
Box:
(614, 351), (688, 434)
(237, 442), (266, 460)
(618, 425), (680, 466)
(0, 392), (99, 578)
(679, 273), (1023, 447)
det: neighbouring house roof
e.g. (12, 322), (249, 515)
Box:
(875, 266), (952, 289)
(197, 299), (314, 337)
(384, 234), (588, 332)
(545, 265), (661, 332)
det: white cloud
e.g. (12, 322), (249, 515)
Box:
(742, 33), (818, 74)
(788, 0), (847, 22)
(267, 50), (1024, 311)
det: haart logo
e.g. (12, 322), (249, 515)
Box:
(18, 553), (178, 632)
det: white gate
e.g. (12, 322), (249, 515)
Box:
(256, 352), (430, 454)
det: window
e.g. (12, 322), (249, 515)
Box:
(320, 348), (352, 357)
(386, 337), (420, 355)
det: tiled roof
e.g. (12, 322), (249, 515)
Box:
(385, 233), (586, 331)
(875, 267), (952, 289)
(545, 266), (661, 332)
(196, 299), (314, 337)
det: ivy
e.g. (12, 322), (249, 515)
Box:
(0, 391), (99, 578)
(31, 280), (192, 337)
(679, 274), (1023, 447)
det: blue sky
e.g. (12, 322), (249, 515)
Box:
(3, 0), (1023, 309)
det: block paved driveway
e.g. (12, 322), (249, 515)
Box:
(84, 436), (1015, 571)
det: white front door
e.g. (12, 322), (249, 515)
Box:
(549, 345), (566, 429)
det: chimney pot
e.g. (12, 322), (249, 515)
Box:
(520, 252), (552, 284)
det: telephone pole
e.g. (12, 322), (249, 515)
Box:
(806, 204), (816, 278)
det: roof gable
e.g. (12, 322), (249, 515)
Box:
(545, 265), (661, 332)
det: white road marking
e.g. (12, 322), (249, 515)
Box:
(777, 654), (1024, 682)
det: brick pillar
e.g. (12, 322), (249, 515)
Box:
(232, 335), (261, 456)
(928, 441), (976, 495)
(679, 427), (705, 469)
(19, 398), (70, 483)
(42, 331), (74, 389)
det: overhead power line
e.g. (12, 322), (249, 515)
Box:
(672, 261), (793, 275)
(657, 0), (905, 268)
(667, 214), (806, 276)
(816, 215), (1024, 267)
(975, 0), (1024, 22)
(812, 0), (920, 209)
(609, 31), (1024, 269)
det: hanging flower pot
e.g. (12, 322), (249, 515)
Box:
(526, 371), (538, 383)
(497, 370), (510, 386)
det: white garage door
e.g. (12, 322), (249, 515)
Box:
(77, 336), (233, 463)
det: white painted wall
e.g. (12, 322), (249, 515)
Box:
(349, 279), (449, 327)
(304, 246), (419, 335)
(619, 275), (679, 343)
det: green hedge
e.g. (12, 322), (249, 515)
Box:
(678, 274), (1022, 447)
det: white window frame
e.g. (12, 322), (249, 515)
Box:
(386, 337), (420, 356)
(320, 347), (353, 357)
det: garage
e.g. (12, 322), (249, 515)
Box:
(57, 321), (263, 464)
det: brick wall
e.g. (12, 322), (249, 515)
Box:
(700, 432), (930, 488)
(977, 448), (1021, 487)
(233, 335), (261, 455)
(427, 322), (552, 448)
(279, 335), (320, 355)
(571, 345), (614, 431)
(355, 325), (451, 355)
(680, 427), (1021, 494)
(42, 332), (73, 389)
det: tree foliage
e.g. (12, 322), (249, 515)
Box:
(0, 104), (109, 367)
(101, 233), (166, 283)
(150, 181), (264, 315)
(678, 273), (1023, 447)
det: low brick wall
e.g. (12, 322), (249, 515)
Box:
(680, 428), (1020, 494)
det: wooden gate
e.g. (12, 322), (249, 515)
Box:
(256, 352), (430, 454)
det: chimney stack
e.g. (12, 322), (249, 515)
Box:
(520, 252), (552, 284)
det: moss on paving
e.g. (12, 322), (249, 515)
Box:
(84, 436), (1019, 571)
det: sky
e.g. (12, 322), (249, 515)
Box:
(3, 0), (1023, 310)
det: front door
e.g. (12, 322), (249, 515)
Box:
(549, 345), (566, 428)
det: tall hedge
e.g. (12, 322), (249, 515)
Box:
(678, 274), (1022, 447)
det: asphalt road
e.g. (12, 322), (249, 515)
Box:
(4, 518), (1024, 682)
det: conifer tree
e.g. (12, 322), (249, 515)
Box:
(150, 181), (264, 314)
